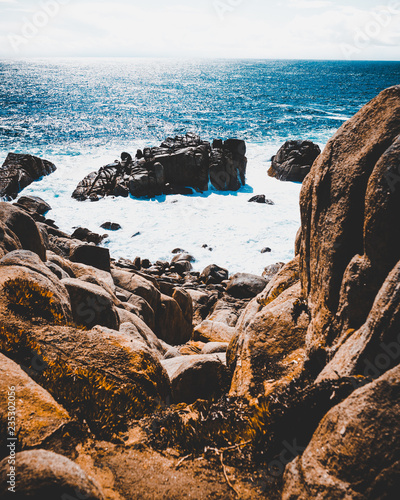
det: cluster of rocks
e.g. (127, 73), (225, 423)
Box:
(72, 133), (247, 201)
(268, 139), (321, 182)
(1, 86), (400, 499)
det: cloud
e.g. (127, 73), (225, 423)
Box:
(0, 0), (399, 59)
(289, 0), (333, 8)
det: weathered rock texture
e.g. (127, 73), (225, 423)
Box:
(0, 153), (56, 200)
(268, 140), (321, 182)
(282, 365), (400, 499)
(72, 133), (247, 201)
(0, 353), (73, 449)
(299, 85), (400, 365)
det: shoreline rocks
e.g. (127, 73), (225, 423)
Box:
(268, 140), (321, 182)
(0, 153), (56, 201)
(72, 133), (247, 201)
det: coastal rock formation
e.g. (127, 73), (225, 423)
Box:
(299, 85), (400, 364)
(72, 133), (247, 201)
(0, 153), (56, 200)
(282, 365), (400, 500)
(268, 140), (321, 182)
(0, 450), (105, 500)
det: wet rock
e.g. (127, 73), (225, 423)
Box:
(71, 227), (106, 245)
(100, 221), (122, 231)
(0, 153), (56, 200)
(209, 139), (247, 191)
(268, 140), (321, 182)
(14, 195), (52, 215)
(248, 195), (274, 205)
(72, 134), (247, 200)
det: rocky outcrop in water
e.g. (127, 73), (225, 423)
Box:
(0, 153), (56, 200)
(268, 140), (321, 182)
(72, 133), (247, 201)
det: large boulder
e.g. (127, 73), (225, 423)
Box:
(0, 261), (73, 324)
(0, 324), (171, 428)
(69, 243), (111, 272)
(268, 140), (321, 182)
(228, 282), (310, 399)
(155, 293), (192, 345)
(14, 195), (52, 215)
(161, 353), (229, 403)
(0, 353), (74, 450)
(185, 288), (219, 327)
(226, 273), (268, 299)
(200, 264), (229, 285)
(299, 85), (400, 363)
(61, 278), (119, 330)
(0, 153), (56, 200)
(111, 268), (161, 312)
(282, 364), (400, 500)
(0, 450), (104, 500)
(0, 202), (46, 260)
(193, 319), (236, 343)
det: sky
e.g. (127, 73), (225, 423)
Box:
(0, 0), (399, 60)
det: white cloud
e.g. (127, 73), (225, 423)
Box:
(0, 0), (399, 59)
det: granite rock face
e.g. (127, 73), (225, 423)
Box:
(0, 153), (56, 200)
(72, 133), (247, 201)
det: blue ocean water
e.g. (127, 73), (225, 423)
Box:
(1, 59), (399, 273)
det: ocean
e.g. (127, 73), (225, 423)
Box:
(1, 58), (400, 275)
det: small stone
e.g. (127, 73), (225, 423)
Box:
(261, 247), (272, 253)
(101, 222), (122, 231)
(172, 248), (186, 254)
(248, 195), (275, 205)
